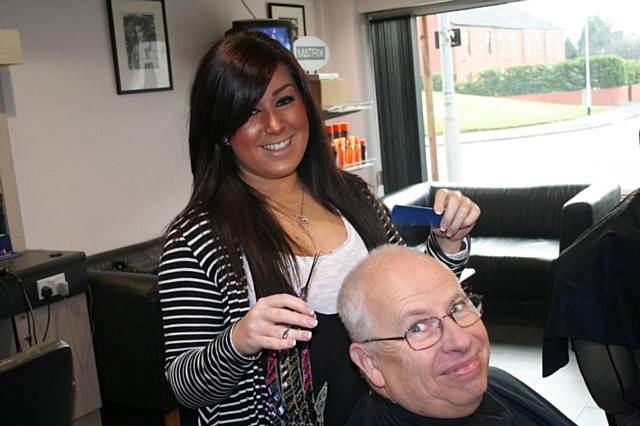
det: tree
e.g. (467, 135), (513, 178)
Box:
(565, 38), (578, 59)
(613, 35), (640, 60)
(577, 16), (613, 56)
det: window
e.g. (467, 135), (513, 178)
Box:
(485, 31), (492, 55)
(411, 1), (639, 199)
(536, 33), (542, 55)
(463, 30), (471, 56)
(545, 32), (553, 55)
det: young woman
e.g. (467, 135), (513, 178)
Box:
(159, 31), (480, 426)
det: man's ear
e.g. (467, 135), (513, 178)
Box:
(350, 342), (385, 388)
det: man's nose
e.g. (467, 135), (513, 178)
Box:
(439, 316), (473, 352)
(263, 110), (284, 134)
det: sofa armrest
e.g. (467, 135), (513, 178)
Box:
(89, 270), (177, 413)
(86, 237), (162, 274)
(560, 183), (621, 251)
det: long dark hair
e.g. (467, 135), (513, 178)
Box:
(181, 31), (388, 297)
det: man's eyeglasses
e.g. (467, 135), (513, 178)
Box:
(360, 294), (483, 351)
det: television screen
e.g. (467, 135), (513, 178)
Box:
(250, 26), (291, 51)
(230, 19), (295, 51)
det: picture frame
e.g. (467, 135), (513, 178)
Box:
(106, 0), (173, 94)
(267, 3), (306, 40)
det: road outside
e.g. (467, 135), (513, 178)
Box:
(430, 102), (640, 194)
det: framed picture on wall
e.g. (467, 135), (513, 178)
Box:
(107, 0), (173, 94)
(267, 3), (306, 40)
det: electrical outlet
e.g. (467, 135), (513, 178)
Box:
(36, 273), (68, 300)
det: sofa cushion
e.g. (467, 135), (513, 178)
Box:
(472, 237), (559, 261)
(469, 237), (558, 302)
(468, 255), (552, 303)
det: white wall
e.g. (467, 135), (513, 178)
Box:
(0, 0), (317, 255)
(315, 0), (384, 191)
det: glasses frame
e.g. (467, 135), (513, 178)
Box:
(360, 294), (484, 351)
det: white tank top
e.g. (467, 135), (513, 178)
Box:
(244, 215), (368, 314)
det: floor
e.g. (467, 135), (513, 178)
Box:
(486, 316), (609, 426)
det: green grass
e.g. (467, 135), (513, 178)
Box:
(423, 92), (605, 134)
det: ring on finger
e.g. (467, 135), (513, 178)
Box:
(281, 327), (290, 339)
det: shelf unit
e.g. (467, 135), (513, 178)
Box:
(343, 158), (375, 173)
(322, 101), (375, 186)
(321, 101), (373, 120)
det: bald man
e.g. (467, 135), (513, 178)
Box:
(338, 246), (575, 425)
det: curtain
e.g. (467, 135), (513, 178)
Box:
(370, 16), (426, 194)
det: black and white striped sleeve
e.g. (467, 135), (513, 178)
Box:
(158, 224), (258, 408)
(425, 232), (470, 278)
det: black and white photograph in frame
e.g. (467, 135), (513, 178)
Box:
(267, 3), (306, 40)
(107, 0), (173, 94)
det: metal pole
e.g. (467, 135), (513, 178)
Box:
(420, 16), (439, 181)
(438, 13), (462, 181)
(585, 16), (592, 116)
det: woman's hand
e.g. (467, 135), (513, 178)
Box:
(431, 188), (481, 254)
(231, 293), (318, 356)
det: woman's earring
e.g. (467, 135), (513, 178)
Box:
(222, 136), (230, 146)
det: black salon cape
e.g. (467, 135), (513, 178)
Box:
(543, 189), (640, 377)
(346, 367), (576, 426)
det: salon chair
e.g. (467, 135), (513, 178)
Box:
(87, 238), (194, 426)
(544, 189), (640, 425)
(0, 340), (75, 426)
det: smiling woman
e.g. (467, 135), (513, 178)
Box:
(158, 30), (479, 426)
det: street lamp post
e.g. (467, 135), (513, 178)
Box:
(438, 13), (462, 181)
(584, 16), (592, 116)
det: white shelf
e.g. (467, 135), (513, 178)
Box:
(323, 101), (373, 119)
(344, 158), (375, 172)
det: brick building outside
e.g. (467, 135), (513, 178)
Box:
(418, 4), (566, 83)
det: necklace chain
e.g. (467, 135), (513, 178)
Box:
(268, 189), (311, 228)
(267, 188), (319, 254)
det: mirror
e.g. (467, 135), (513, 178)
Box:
(0, 177), (13, 256)
(0, 180), (7, 234)
(0, 69), (24, 254)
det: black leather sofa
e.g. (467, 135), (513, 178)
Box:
(381, 182), (621, 316)
(86, 238), (194, 426)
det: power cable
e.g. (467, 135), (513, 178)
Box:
(0, 278), (22, 352)
(2, 271), (37, 345)
(240, 0), (256, 19)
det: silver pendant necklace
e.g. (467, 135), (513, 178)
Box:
(297, 190), (310, 227)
